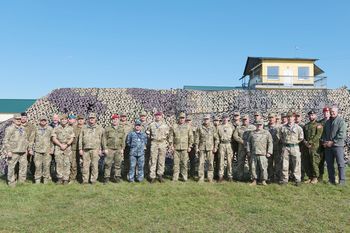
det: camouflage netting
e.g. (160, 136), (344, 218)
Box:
(1, 87), (350, 159)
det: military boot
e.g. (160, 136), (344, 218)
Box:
(249, 180), (257, 186)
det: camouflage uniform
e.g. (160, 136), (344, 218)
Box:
(30, 125), (53, 183)
(233, 123), (256, 181)
(120, 121), (132, 178)
(279, 123), (304, 183)
(217, 122), (235, 180)
(104, 123), (128, 179)
(52, 125), (75, 182)
(3, 122), (29, 185)
(169, 122), (193, 181)
(78, 123), (105, 183)
(247, 128), (273, 181)
(147, 121), (169, 179)
(22, 121), (35, 178)
(196, 123), (219, 182)
(303, 120), (323, 180)
(69, 124), (83, 181)
(317, 118), (328, 180)
(188, 124), (198, 178)
(265, 123), (282, 182)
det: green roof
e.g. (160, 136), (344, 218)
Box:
(0, 99), (36, 113)
(183, 85), (243, 91)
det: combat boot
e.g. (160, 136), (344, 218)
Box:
(310, 178), (318, 184)
(249, 180), (257, 186)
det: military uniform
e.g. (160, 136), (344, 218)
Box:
(233, 118), (256, 181)
(303, 118), (323, 181)
(247, 125), (273, 182)
(78, 120), (105, 183)
(147, 119), (169, 180)
(217, 121), (235, 180)
(265, 120), (282, 182)
(30, 123), (53, 183)
(104, 122), (129, 180)
(3, 116), (30, 186)
(52, 124), (75, 182)
(279, 122), (304, 184)
(169, 117), (193, 181)
(317, 117), (328, 180)
(196, 119), (219, 182)
(69, 123), (83, 181)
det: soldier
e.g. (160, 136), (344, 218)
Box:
(21, 112), (35, 179)
(233, 114), (256, 181)
(303, 110), (323, 184)
(317, 107), (330, 182)
(247, 119), (273, 186)
(279, 112), (304, 186)
(3, 114), (30, 187)
(281, 113), (288, 125)
(169, 112), (193, 182)
(51, 114), (75, 184)
(139, 111), (149, 132)
(217, 113), (235, 182)
(49, 113), (60, 178)
(296, 111), (307, 182)
(28, 115), (53, 184)
(50, 114), (60, 128)
(139, 111), (151, 178)
(232, 111), (241, 169)
(186, 116), (198, 179)
(195, 114), (219, 182)
(265, 113), (282, 183)
(120, 112), (132, 179)
(213, 116), (220, 180)
(78, 113), (106, 184)
(147, 112), (169, 183)
(69, 114), (85, 183)
(321, 106), (347, 186)
(68, 114), (77, 126)
(104, 114), (128, 184)
(126, 120), (148, 182)
(253, 112), (262, 122)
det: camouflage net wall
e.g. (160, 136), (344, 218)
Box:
(1, 87), (350, 157)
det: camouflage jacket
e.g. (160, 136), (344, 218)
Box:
(247, 129), (273, 155)
(265, 124), (281, 151)
(3, 124), (29, 153)
(233, 124), (256, 151)
(147, 121), (169, 143)
(279, 123), (304, 145)
(303, 121), (323, 147)
(52, 125), (75, 145)
(217, 123), (235, 144)
(71, 125), (84, 151)
(169, 123), (194, 150)
(195, 124), (219, 151)
(104, 124), (128, 149)
(78, 124), (105, 150)
(127, 131), (148, 157)
(22, 122), (35, 141)
(30, 125), (53, 154)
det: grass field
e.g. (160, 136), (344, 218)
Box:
(0, 172), (349, 233)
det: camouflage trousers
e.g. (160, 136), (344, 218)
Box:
(236, 149), (251, 181)
(104, 148), (123, 179)
(55, 148), (71, 181)
(149, 141), (167, 179)
(7, 152), (27, 185)
(218, 143), (233, 179)
(281, 145), (301, 183)
(188, 148), (198, 178)
(173, 150), (189, 181)
(34, 152), (51, 182)
(82, 149), (100, 183)
(304, 148), (321, 179)
(198, 150), (214, 181)
(267, 148), (282, 182)
(69, 149), (80, 181)
(251, 154), (268, 181)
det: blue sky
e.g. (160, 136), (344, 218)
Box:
(0, 1), (349, 99)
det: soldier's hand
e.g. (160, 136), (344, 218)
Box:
(104, 149), (108, 154)
(120, 149), (124, 154)
(187, 148), (191, 153)
(79, 150), (84, 156)
(7, 152), (12, 158)
(266, 153), (271, 158)
(60, 144), (67, 151)
(28, 150), (34, 155)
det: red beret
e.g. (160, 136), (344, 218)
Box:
(323, 107), (330, 112)
(111, 114), (119, 119)
(154, 112), (163, 116)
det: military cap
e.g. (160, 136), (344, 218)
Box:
(120, 112), (127, 117)
(68, 114), (76, 119)
(77, 114), (85, 120)
(268, 113), (276, 118)
(203, 114), (211, 119)
(242, 114), (249, 120)
(154, 111), (162, 116)
(88, 113), (96, 118)
(178, 112), (186, 118)
(281, 112), (287, 118)
(233, 111), (240, 116)
(39, 115), (48, 121)
(308, 109), (317, 115)
(213, 116), (220, 121)
(134, 119), (142, 126)
(323, 107), (330, 112)
(222, 113), (229, 119)
(254, 111), (261, 116)
(139, 111), (147, 116)
(255, 119), (264, 125)
(13, 114), (21, 119)
(295, 112), (302, 116)
(20, 112), (27, 117)
(287, 111), (295, 117)
(185, 116), (192, 121)
(111, 114), (119, 119)
(60, 114), (68, 120)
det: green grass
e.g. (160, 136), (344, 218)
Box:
(0, 172), (349, 233)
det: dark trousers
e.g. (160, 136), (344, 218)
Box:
(325, 146), (346, 184)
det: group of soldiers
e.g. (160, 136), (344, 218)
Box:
(1, 106), (347, 187)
